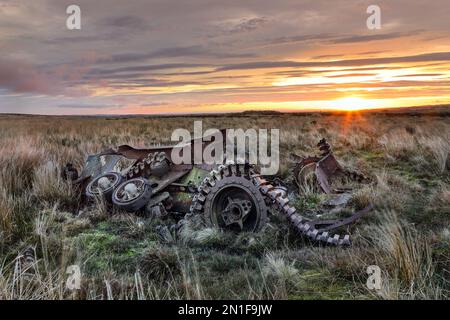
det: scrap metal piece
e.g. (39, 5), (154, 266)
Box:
(148, 203), (169, 218)
(76, 154), (123, 182)
(145, 191), (170, 209)
(324, 193), (353, 207)
(306, 204), (373, 233)
(293, 138), (369, 194)
(255, 166), (373, 245)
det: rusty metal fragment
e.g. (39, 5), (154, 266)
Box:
(293, 138), (369, 194)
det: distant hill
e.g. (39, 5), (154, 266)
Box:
(0, 104), (449, 118)
(361, 104), (450, 115)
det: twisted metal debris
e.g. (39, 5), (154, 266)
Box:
(190, 162), (372, 246)
(66, 135), (372, 247)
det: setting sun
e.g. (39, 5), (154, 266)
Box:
(326, 97), (379, 111)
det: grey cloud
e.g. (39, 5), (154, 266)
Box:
(89, 63), (208, 76)
(85, 70), (216, 80)
(139, 102), (169, 107)
(81, 51), (450, 88)
(58, 103), (120, 109)
(311, 54), (344, 60)
(217, 52), (450, 71)
(330, 31), (422, 44)
(44, 16), (150, 45)
(268, 33), (336, 45)
(106, 79), (202, 88)
(97, 46), (206, 63)
(101, 15), (149, 30)
(227, 17), (269, 34)
(0, 57), (93, 96)
(43, 29), (140, 45)
(217, 61), (301, 71)
(265, 31), (421, 48)
(312, 51), (386, 60)
(0, 58), (58, 95)
(95, 46), (255, 65)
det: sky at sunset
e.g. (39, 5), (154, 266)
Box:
(1, 0), (450, 115)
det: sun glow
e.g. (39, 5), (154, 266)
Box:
(326, 97), (379, 111)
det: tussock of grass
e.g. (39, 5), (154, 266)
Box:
(418, 136), (449, 174)
(364, 211), (444, 299)
(351, 170), (424, 212)
(379, 128), (417, 161)
(379, 126), (450, 174)
(263, 252), (299, 283)
(192, 228), (223, 245)
(32, 161), (78, 208)
(138, 246), (180, 280)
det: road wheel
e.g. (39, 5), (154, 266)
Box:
(112, 177), (152, 212)
(190, 163), (267, 232)
(86, 172), (123, 202)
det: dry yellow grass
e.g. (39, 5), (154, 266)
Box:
(0, 112), (448, 300)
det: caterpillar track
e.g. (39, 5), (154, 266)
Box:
(126, 151), (169, 179)
(190, 162), (353, 246)
(252, 172), (351, 246)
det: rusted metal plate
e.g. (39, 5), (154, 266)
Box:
(293, 139), (369, 194)
(77, 154), (123, 181)
(98, 129), (228, 164)
(315, 164), (332, 194)
(317, 153), (341, 177)
(150, 169), (191, 194)
(307, 204), (374, 232)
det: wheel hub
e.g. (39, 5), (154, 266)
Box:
(112, 177), (153, 212)
(116, 179), (146, 202)
(221, 197), (252, 229)
(124, 183), (139, 199)
(195, 168), (268, 233)
(97, 177), (113, 190)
